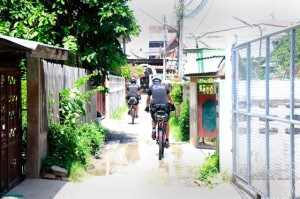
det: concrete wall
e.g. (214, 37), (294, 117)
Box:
(217, 34), (235, 178)
(189, 77), (199, 147)
(182, 83), (190, 101)
(215, 80), (233, 177)
(106, 75), (126, 116)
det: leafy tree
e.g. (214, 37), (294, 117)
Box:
(0, 0), (140, 85)
(135, 65), (145, 76)
(270, 29), (300, 78)
(119, 64), (132, 79)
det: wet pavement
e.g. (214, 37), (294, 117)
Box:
(8, 97), (251, 199)
(91, 98), (212, 188)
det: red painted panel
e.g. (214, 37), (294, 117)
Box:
(97, 82), (106, 117)
(198, 94), (217, 138)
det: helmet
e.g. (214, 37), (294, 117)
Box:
(130, 78), (137, 84)
(152, 75), (162, 83)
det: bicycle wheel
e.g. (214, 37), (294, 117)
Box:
(158, 129), (164, 160)
(131, 107), (135, 124)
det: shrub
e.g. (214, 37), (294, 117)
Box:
(77, 123), (105, 155)
(178, 99), (190, 141)
(43, 74), (106, 180)
(169, 113), (181, 141)
(45, 122), (105, 172)
(69, 162), (87, 182)
(198, 152), (219, 182)
(169, 100), (190, 142)
(48, 123), (91, 166)
(171, 83), (182, 106)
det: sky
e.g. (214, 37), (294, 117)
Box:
(127, 0), (300, 58)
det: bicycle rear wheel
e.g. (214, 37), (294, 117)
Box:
(131, 107), (135, 124)
(158, 129), (164, 160)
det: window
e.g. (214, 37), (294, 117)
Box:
(149, 41), (164, 48)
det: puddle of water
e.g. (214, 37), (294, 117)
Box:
(171, 144), (183, 158)
(145, 168), (172, 185)
(90, 168), (106, 176)
(159, 160), (170, 173)
(125, 142), (140, 163)
(90, 141), (141, 176)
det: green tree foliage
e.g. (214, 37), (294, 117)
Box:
(269, 29), (300, 78)
(0, 0), (140, 85)
(59, 72), (105, 127)
(119, 64), (132, 79)
(135, 65), (145, 76)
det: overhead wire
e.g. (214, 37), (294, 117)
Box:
(139, 9), (178, 33)
(184, 0), (209, 18)
(193, 0), (215, 32)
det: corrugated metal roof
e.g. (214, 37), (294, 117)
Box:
(184, 48), (225, 75)
(0, 34), (70, 60)
(0, 34), (69, 51)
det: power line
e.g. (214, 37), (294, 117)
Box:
(185, 0), (194, 7)
(139, 9), (178, 33)
(197, 25), (250, 38)
(188, 16), (215, 31)
(193, 0), (215, 32)
(192, 13), (233, 29)
(185, 0), (209, 18)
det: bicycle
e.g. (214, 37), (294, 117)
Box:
(127, 96), (138, 125)
(151, 104), (172, 160)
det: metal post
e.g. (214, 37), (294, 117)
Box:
(246, 43), (251, 185)
(265, 37), (270, 198)
(289, 28), (295, 199)
(232, 48), (237, 177)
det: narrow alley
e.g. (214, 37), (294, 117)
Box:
(8, 97), (250, 199)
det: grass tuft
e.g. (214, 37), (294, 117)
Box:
(69, 162), (87, 182)
(110, 104), (128, 120)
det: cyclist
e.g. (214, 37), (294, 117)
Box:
(145, 76), (175, 148)
(126, 78), (142, 118)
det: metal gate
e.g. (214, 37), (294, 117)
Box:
(0, 68), (22, 193)
(232, 25), (300, 199)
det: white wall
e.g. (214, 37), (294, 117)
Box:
(218, 34), (235, 177)
(106, 75), (126, 116)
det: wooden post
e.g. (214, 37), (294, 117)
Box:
(26, 57), (42, 178)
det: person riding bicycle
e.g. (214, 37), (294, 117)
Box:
(126, 78), (142, 118)
(145, 76), (175, 148)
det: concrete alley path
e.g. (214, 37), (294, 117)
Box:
(8, 97), (251, 199)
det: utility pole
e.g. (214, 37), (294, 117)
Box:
(177, 0), (184, 81)
(162, 15), (167, 81)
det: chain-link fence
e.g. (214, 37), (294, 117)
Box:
(232, 25), (300, 199)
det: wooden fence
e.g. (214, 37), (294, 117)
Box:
(42, 61), (97, 124)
